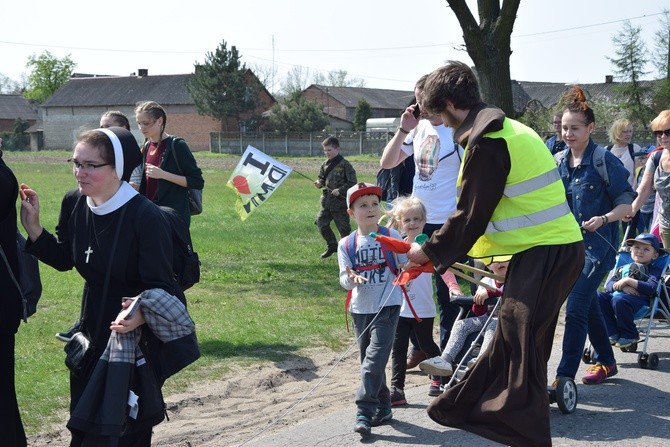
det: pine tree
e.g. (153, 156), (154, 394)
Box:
(187, 40), (262, 132)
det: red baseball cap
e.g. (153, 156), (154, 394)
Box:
(346, 182), (383, 208)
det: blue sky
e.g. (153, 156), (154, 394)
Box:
(1, 0), (666, 92)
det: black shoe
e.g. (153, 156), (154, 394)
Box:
(56, 322), (81, 342)
(320, 247), (337, 259)
(353, 414), (372, 437)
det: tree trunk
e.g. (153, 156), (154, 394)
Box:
(446, 0), (520, 117)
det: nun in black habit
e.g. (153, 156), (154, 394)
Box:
(20, 127), (199, 447)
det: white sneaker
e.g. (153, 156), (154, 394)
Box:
(419, 357), (453, 377)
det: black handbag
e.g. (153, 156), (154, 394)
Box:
(64, 332), (95, 378)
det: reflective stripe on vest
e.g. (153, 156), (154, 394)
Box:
(459, 117), (582, 258)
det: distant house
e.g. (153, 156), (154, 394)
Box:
(41, 69), (275, 151)
(0, 94), (38, 132)
(302, 85), (416, 130)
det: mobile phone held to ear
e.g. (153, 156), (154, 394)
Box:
(116, 297), (141, 321)
(412, 103), (421, 119)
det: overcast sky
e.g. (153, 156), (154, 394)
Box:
(1, 0), (667, 93)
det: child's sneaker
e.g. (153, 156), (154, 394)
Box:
(390, 386), (407, 406)
(615, 337), (639, 348)
(353, 414), (371, 437)
(55, 322), (81, 342)
(428, 378), (442, 396)
(609, 336), (619, 345)
(582, 363), (618, 384)
(370, 408), (393, 426)
(419, 356), (453, 377)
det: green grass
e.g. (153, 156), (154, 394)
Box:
(7, 150), (380, 434)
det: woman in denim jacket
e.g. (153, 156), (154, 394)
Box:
(553, 86), (636, 386)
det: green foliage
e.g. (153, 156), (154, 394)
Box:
(608, 21), (654, 130)
(187, 39), (262, 131)
(23, 51), (75, 103)
(353, 99), (372, 131)
(653, 78), (670, 114)
(268, 91), (330, 132)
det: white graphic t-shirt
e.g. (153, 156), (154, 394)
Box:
(400, 271), (436, 318)
(401, 122), (461, 224)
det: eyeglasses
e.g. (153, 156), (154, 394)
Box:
(653, 128), (670, 137)
(68, 158), (112, 172)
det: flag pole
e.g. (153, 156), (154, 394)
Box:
(291, 169), (316, 183)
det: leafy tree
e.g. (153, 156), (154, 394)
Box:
(608, 21), (653, 129)
(353, 99), (372, 131)
(23, 51), (75, 103)
(446, 0), (520, 116)
(268, 91), (329, 133)
(187, 39), (262, 132)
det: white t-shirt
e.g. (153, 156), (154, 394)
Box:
(609, 143), (642, 188)
(337, 229), (407, 314)
(400, 271), (436, 318)
(401, 121), (462, 224)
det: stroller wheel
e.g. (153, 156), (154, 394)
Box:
(553, 377), (577, 414)
(638, 352), (649, 369)
(582, 346), (594, 364)
(649, 353), (660, 370)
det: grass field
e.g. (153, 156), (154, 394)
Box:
(6, 150), (380, 434)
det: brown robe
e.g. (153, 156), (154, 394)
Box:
(422, 103), (584, 446)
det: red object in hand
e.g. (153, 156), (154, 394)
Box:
(370, 232), (434, 285)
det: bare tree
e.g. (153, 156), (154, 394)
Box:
(652, 9), (670, 79)
(608, 20), (653, 129)
(446, 0), (520, 116)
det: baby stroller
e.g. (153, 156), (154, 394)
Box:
(582, 240), (670, 370)
(443, 295), (501, 388)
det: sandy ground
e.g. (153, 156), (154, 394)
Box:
(28, 314), (568, 447)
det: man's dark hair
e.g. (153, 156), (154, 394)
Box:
(422, 61), (482, 113)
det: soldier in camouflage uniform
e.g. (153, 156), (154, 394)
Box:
(314, 136), (357, 258)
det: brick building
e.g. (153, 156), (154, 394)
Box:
(41, 70), (275, 151)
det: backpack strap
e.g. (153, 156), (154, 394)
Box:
(653, 149), (663, 168)
(555, 146), (609, 186)
(628, 143), (635, 161)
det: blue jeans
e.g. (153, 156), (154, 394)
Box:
(557, 258), (616, 378)
(598, 291), (648, 340)
(351, 305), (400, 417)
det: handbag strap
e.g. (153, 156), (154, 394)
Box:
(81, 204), (127, 333)
(0, 235), (23, 300)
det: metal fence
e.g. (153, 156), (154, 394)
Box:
(209, 130), (660, 157)
(209, 131), (394, 157)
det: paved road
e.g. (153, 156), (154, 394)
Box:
(242, 324), (670, 447)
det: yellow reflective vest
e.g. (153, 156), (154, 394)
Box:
(458, 118), (582, 259)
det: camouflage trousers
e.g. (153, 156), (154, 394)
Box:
(315, 207), (351, 249)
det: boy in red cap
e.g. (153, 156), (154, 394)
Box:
(338, 182), (406, 438)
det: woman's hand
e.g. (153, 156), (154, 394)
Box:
(145, 163), (165, 180)
(110, 298), (145, 333)
(581, 215), (606, 232)
(19, 183), (43, 241)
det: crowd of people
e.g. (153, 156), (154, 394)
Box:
(3, 63), (670, 447)
(337, 62), (670, 446)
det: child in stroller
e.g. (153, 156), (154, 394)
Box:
(597, 233), (666, 349)
(418, 259), (508, 379)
